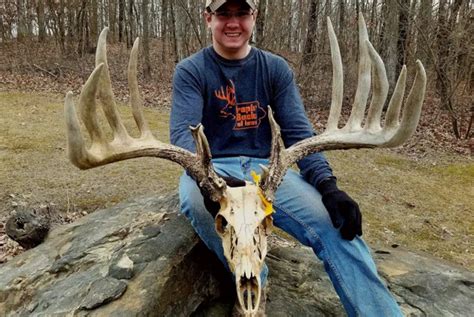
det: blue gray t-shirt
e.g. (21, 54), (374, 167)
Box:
(170, 46), (333, 187)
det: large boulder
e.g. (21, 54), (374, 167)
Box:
(1, 194), (472, 316)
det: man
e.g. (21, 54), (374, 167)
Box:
(170, 0), (403, 316)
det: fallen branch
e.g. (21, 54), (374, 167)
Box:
(31, 63), (58, 79)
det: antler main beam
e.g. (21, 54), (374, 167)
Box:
(260, 13), (427, 202)
(64, 28), (226, 201)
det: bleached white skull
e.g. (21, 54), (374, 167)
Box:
(215, 181), (273, 315)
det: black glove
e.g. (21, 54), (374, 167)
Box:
(199, 174), (245, 217)
(317, 177), (362, 240)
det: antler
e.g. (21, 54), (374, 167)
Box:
(214, 80), (236, 105)
(64, 28), (226, 202)
(260, 13), (427, 202)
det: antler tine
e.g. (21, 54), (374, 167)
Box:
(326, 17), (343, 132)
(95, 28), (130, 142)
(65, 66), (100, 169)
(128, 37), (153, 139)
(77, 64), (107, 147)
(344, 12), (371, 131)
(384, 60), (426, 147)
(190, 125), (227, 201)
(260, 14), (426, 201)
(259, 107), (288, 202)
(65, 64), (107, 169)
(384, 66), (407, 131)
(365, 39), (389, 132)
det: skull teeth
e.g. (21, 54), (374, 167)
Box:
(237, 276), (261, 314)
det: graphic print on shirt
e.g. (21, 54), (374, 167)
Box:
(215, 80), (267, 130)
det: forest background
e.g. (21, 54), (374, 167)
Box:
(0, 0), (472, 269)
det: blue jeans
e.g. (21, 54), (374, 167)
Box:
(179, 156), (402, 317)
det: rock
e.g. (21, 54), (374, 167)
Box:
(5, 209), (50, 249)
(79, 277), (127, 310)
(265, 247), (345, 316)
(5, 204), (63, 250)
(1, 193), (473, 316)
(374, 248), (474, 316)
(0, 194), (228, 316)
(265, 245), (474, 317)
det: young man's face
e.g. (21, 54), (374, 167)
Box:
(205, 1), (257, 59)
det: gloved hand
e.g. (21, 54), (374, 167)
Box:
(199, 174), (245, 217)
(317, 177), (362, 240)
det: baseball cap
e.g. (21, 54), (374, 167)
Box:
(205, 0), (256, 12)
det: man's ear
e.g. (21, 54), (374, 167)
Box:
(253, 10), (258, 21)
(203, 12), (212, 27)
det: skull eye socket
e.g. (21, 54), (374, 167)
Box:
(215, 214), (229, 234)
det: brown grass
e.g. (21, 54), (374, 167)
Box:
(0, 91), (472, 269)
(0, 91), (181, 220)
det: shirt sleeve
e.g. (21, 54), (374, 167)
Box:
(170, 64), (203, 153)
(270, 58), (334, 188)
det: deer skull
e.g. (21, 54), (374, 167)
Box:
(215, 182), (273, 315)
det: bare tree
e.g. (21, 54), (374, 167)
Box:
(118, 0), (125, 42)
(369, 0), (378, 40)
(176, 0), (204, 50)
(302, 0), (319, 66)
(161, 0), (169, 62)
(142, 0), (152, 79)
(397, 0), (410, 77)
(416, 0), (433, 62)
(338, 0), (345, 48)
(108, 0), (117, 42)
(90, 0), (99, 47)
(169, 0), (178, 63)
(256, 0), (267, 46)
(16, 0), (27, 41)
(36, 0), (46, 42)
(46, 0), (66, 53)
(127, 0), (136, 48)
(435, 0), (465, 138)
(379, 1), (399, 94)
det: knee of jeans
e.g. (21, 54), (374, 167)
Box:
(179, 173), (206, 218)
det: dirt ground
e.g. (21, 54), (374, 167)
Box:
(1, 91), (472, 269)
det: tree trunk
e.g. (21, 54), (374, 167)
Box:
(108, 0), (117, 42)
(77, 0), (89, 56)
(415, 0), (432, 62)
(169, 0), (179, 63)
(397, 0), (410, 76)
(380, 1), (398, 97)
(16, 0), (27, 41)
(436, 0), (464, 138)
(127, 0), (135, 48)
(0, 14), (5, 42)
(369, 0), (377, 40)
(302, 0), (319, 66)
(118, 0), (125, 42)
(90, 0), (98, 51)
(338, 0), (345, 49)
(161, 0), (168, 63)
(36, 0), (46, 42)
(142, 0), (152, 79)
(175, 0), (204, 50)
(256, 0), (266, 46)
